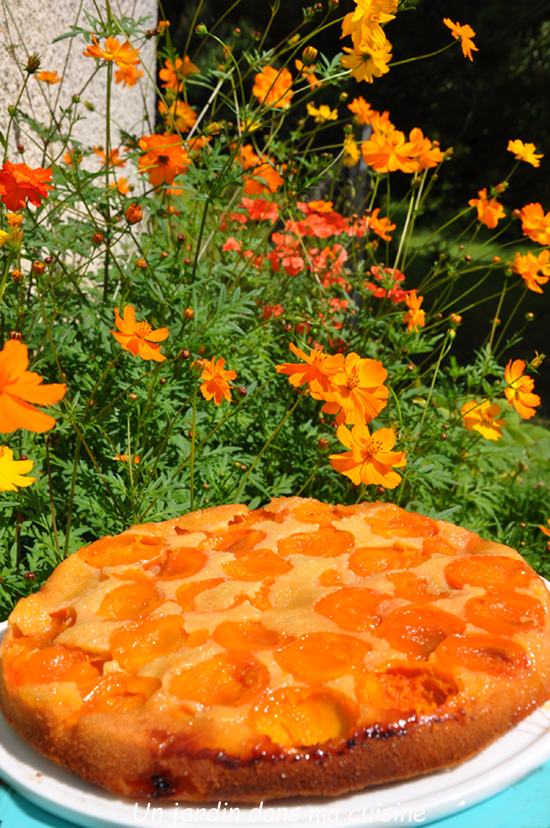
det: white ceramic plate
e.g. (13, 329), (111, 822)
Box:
(2, 626), (550, 828)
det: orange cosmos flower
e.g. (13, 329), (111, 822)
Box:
(63, 148), (82, 167)
(507, 140), (543, 168)
(138, 133), (190, 187)
(110, 177), (130, 195)
(94, 147), (126, 168)
(518, 203), (550, 246)
(403, 290), (426, 332)
(158, 100), (197, 133)
(348, 96), (373, 125)
(0, 340), (66, 433)
(275, 343), (344, 394)
(408, 128), (445, 170)
(0, 161), (53, 211)
(329, 423), (406, 489)
(366, 208), (396, 241)
(111, 306), (169, 362)
(83, 35), (140, 68)
(37, 71), (62, 84)
(504, 359), (540, 419)
(115, 64), (143, 87)
(468, 188), (505, 229)
(125, 203), (143, 224)
(461, 399), (506, 441)
(539, 520), (550, 537)
(311, 352), (389, 425)
(252, 66), (294, 109)
(159, 57), (200, 92)
(0, 446), (35, 491)
(361, 129), (418, 174)
(341, 27), (392, 84)
(294, 59), (321, 89)
(200, 356), (237, 405)
(113, 454), (140, 464)
(443, 18), (478, 61)
(512, 250), (550, 293)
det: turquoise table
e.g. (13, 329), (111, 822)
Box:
(1, 763), (549, 828)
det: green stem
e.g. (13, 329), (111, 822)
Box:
(414, 333), (453, 449)
(190, 380), (198, 511)
(232, 393), (303, 503)
(483, 276), (509, 371)
(0, 253), (15, 306)
(64, 434), (81, 557)
(3, 76), (30, 163)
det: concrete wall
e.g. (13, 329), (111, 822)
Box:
(0, 0), (157, 166)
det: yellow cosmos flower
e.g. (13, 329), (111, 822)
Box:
(461, 399), (506, 441)
(0, 446), (35, 491)
(341, 0), (398, 49)
(307, 103), (338, 124)
(507, 139), (543, 168)
(329, 424), (406, 489)
(443, 18), (478, 61)
(341, 27), (392, 84)
(343, 134), (361, 168)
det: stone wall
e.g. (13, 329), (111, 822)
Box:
(0, 0), (157, 166)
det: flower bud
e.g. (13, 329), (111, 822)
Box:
(179, 348), (191, 360)
(32, 261), (45, 276)
(376, 485), (385, 495)
(407, 362), (415, 371)
(450, 313), (462, 325)
(24, 572), (35, 582)
(530, 351), (546, 369)
(512, 208), (521, 218)
(137, 258), (147, 270)
(92, 232), (104, 246)
(237, 386), (247, 397)
(8, 330), (22, 340)
(447, 328), (456, 339)
(128, 393), (138, 402)
(318, 437), (329, 452)
(283, 323), (292, 332)
(343, 123), (354, 134)
(183, 307), (194, 320)
(44, 256), (52, 264)
(26, 53), (41, 73)
(315, 2), (323, 10)
(195, 23), (208, 36)
(160, 251), (168, 259)
(288, 33), (301, 45)
(12, 269), (24, 284)
(234, 27), (242, 35)
(190, 358), (205, 377)
(492, 255), (501, 263)
(525, 312), (534, 322)
(205, 121), (223, 136)
(177, 234), (186, 245)
(184, 257), (192, 266)
(72, 94), (80, 103)
(16, 144), (24, 153)
(302, 45), (318, 65)
(329, 0), (339, 8)
(125, 203), (143, 224)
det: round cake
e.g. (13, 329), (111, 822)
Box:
(1, 497), (550, 802)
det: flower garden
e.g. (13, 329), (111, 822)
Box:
(0, 0), (549, 618)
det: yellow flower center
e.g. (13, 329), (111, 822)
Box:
(135, 321), (152, 339)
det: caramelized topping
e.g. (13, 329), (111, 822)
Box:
(79, 533), (167, 569)
(374, 605), (466, 660)
(274, 632), (371, 683)
(464, 589), (544, 637)
(278, 528), (353, 558)
(159, 547), (207, 580)
(314, 587), (386, 632)
(97, 582), (162, 620)
(212, 621), (290, 651)
(434, 634), (531, 676)
(222, 549), (292, 581)
(444, 555), (532, 590)
(348, 546), (428, 577)
(169, 653), (269, 706)
(110, 615), (187, 672)
(357, 665), (457, 718)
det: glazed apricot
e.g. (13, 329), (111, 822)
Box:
(175, 578), (224, 611)
(212, 621), (289, 651)
(274, 631), (371, 683)
(222, 549), (292, 581)
(206, 527), (267, 555)
(97, 582), (161, 620)
(367, 511), (439, 539)
(348, 547), (427, 577)
(79, 533), (167, 569)
(313, 587), (385, 632)
(357, 665), (457, 717)
(444, 555), (532, 590)
(110, 615), (187, 673)
(464, 590), (544, 637)
(278, 528), (353, 558)
(8, 645), (101, 688)
(374, 605), (465, 660)
(291, 501), (336, 526)
(251, 686), (357, 747)
(81, 673), (161, 715)
(388, 571), (440, 603)
(434, 634), (530, 676)
(169, 652), (269, 706)
(159, 547), (207, 580)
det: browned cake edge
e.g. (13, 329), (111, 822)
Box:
(0, 669), (545, 802)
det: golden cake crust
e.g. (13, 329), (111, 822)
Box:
(1, 496), (550, 802)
